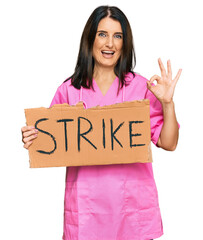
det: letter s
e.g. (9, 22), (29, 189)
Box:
(35, 118), (57, 155)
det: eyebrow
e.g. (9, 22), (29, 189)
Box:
(97, 30), (123, 34)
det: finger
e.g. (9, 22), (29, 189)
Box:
(23, 141), (33, 149)
(21, 125), (35, 133)
(167, 59), (172, 79)
(147, 80), (156, 95)
(149, 75), (162, 84)
(158, 58), (167, 78)
(173, 69), (182, 86)
(23, 129), (38, 138)
(147, 80), (152, 90)
(23, 134), (38, 144)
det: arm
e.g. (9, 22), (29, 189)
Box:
(157, 101), (179, 150)
(147, 58), (182, 151)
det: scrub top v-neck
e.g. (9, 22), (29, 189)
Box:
(81, 76), (121, 108)
(93, 76), (118, 96)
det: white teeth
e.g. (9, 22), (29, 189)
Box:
(102, 51), (114, 54)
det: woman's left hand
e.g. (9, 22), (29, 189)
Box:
(147, 58), (182, 104)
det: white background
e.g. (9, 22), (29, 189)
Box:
(0, 0), (202, 239)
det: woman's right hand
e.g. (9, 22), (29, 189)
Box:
(21, 126), (38, 149)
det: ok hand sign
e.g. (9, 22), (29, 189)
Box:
(147, 58), (182, 104)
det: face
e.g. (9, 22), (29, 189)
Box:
(92, 17), (123, 69)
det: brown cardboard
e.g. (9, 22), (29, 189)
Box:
(24, 100), (152, 168)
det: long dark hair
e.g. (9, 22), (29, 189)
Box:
(65, 6), (136, 91)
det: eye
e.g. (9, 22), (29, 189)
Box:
(114, 34), (122, 39)
(98, 32), (106, 37)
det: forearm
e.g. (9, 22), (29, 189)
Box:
(157, 101), (179, 151)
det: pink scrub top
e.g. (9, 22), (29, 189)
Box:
(50, 73), (164, 240)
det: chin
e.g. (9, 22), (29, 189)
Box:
(101, 60), (118, 68)
(101, 63), (116, 69)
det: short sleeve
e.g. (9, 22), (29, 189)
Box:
(49, 83), (69, 107)
(145, 87), (164, 146)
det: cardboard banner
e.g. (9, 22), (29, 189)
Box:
(24, 100), (152, 168)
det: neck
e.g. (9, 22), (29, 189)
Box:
(93, 65), (116, 84)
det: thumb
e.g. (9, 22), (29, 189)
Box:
(147, 80), (153, 90)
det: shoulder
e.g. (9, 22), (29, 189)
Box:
(55, 78), (80, 96)
(125, 72), (149, 86)
(50, 78), (80, 106)
(57, 78), (73, 91)
(122, 72), (149, 101)
(125, 72), (149, 94)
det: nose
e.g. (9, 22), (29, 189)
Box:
(105, 35), (114, 48)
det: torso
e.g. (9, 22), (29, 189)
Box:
(50, 72), (164, 240)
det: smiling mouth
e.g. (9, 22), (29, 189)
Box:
(101, 50), (115, 59)
(101, 50), (115, 55)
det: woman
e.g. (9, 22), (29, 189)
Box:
(22, 6), (181, 240)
